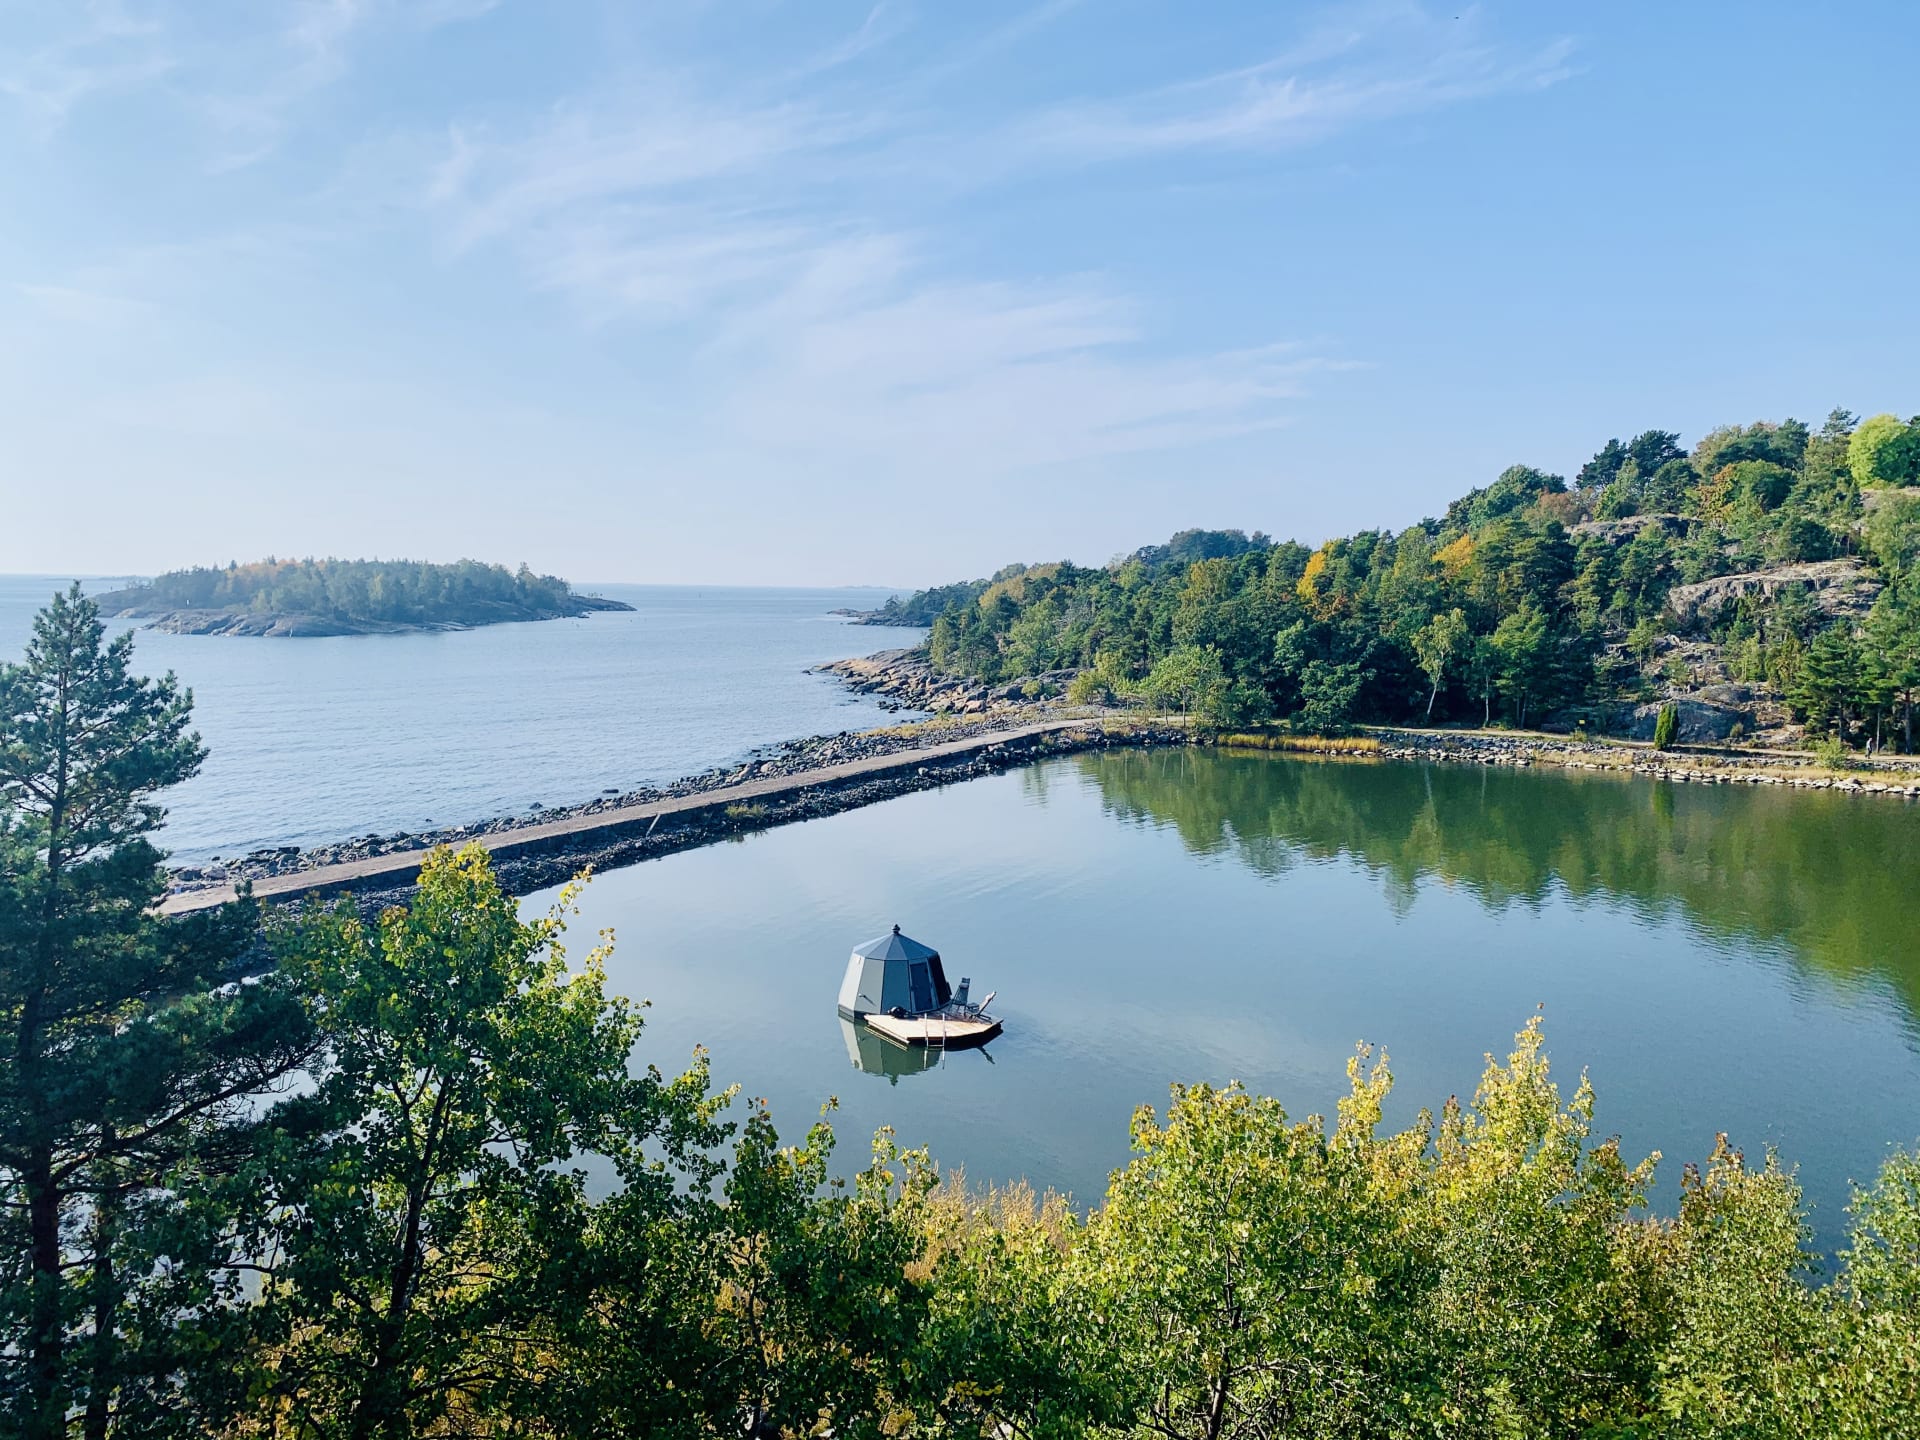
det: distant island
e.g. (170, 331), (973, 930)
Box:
(95, 558), (634, 637)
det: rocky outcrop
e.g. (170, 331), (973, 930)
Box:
(1665, 560), (1880, 630)
(1862, 486), (1920, 515)
(1570, 514), (1692, 546)
(1611, 699), (1754, 744)
(816, 649), (1078, 715)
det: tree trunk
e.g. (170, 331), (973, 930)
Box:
(347, 1085), (450, 1440)
(23, 849), (69, 1440)
(24, 1154), (64, 1440)
(84, 1180), (121, 1440)
(1483, 690), (1491, 727)
(1425, 679), (1438, 721)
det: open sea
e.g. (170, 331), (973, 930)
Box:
(0, 575), (926, 863)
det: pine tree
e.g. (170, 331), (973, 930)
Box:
(1790, 626), (1864, 742)
(0, 585), (310, 1439)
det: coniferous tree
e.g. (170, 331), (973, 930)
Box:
(0, 585), (310, 1440)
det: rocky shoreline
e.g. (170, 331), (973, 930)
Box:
(165, 642), (1920, 920)
(1284, 728), (1920, 797)
(820, 646), (1920, 798)
(816, 649), (1078, 715)
(96, 593), (632, 638)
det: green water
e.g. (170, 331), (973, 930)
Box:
(533, 749), (1920, 1252)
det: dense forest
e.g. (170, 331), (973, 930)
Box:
(4, 589), (1919, 1438)
(897, 411), (1920, 750)
(97, 557), (626, 632)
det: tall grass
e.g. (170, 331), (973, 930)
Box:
(1216, 731), (1382, 754)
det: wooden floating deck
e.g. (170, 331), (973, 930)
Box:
(864, 1013), (1003, 1049)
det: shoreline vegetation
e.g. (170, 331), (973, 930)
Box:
(853, 410), (1920, 761)
(3, 585), (1918, 1438)
(94, 556), (634, 636)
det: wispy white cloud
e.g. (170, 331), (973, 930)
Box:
(439, 92), (855, 247)
(1020, 8), (1575, 158)
(783, 2), (906, 82)
(0, 1), (175, 136)
(0, 0), (498, 163)
(716, 274), (1342, 472)
(4, 0), (1576, 573)
(420, 3), (1559, 478)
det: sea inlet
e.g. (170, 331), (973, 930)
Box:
(532, 745), (1920, 1257)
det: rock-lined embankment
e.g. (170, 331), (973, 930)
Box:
(1263, 728), (1920, 797)
(162, 717), (1187, 918)
(173, 711), (1072, 892)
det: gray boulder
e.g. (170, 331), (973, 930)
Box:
(1614, 699), (1754, 743)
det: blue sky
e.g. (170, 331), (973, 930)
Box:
(3, 1), (1915, 587)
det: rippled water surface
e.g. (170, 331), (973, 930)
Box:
(537, 748), (1920, 1253)
(0, 575), (925, 860)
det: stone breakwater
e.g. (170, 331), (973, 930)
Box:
(169, 710), (1071, 893)
(161, 718), (1188, 919)
(1270, 728), (1920, 798)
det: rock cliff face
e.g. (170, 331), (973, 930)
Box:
(1862, 485), (1920, 515)
(1665, 559), (1880, 630)
(1569, 514), (1692, 546)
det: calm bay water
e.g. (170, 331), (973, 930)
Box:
(7, 572), (1916, 1251)
(537, 748), (1920, 1254)
(0, 576), (926, 862)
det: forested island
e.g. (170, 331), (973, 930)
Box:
(94, 557), (633, 636)
(2, 585), (1918, 1438)
(875, 409), (1920, 753)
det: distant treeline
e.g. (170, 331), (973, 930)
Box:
(2, 586), (1917, 1439)
(866, 529), (1277, 627)
(895, 412), (1920, 749)
(114, 557), (601, 626)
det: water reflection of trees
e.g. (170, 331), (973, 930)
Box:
(1078, 749), (1920, 1015)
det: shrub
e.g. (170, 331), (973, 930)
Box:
(1811, 735), (1852, 771)
(1653, 703), (1679, 751)
(1066, 670), (1110, 706)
